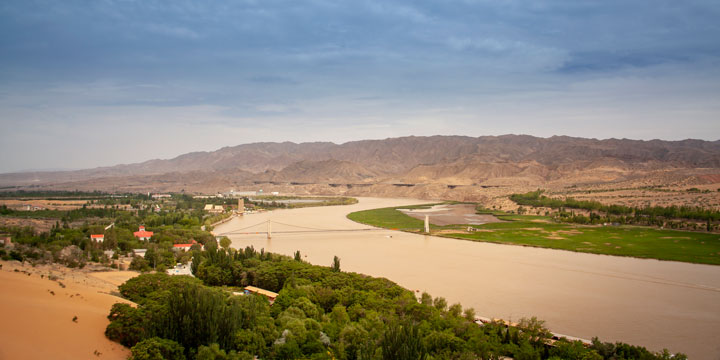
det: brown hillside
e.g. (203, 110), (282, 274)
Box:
(1, 135), (718, 202)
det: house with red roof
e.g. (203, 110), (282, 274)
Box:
(90, 234), (104, 243)
(173, 239), (203, 252)
(133, 226), (154, 241)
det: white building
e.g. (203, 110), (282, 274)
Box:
(167, 262), (194, 276)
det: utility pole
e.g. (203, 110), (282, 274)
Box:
(424, 215), (430, 234)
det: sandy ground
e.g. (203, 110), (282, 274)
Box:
(399, 203), (504, 226)
(0, 261), (139, 360)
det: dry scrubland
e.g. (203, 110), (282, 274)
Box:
(0, 217), (61, 233)
(0, 199), (88, 211)
(0, 261), (138, 360)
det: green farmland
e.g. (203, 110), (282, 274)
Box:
(347, 206), (720, 265)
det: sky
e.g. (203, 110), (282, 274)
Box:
(1, 0), (719, 173)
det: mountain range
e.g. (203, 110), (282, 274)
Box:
(2, 135), (719, 199)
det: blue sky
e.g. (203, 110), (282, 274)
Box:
(1, 0), (719, 172)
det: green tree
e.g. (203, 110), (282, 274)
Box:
(381, 320), (426, 360)
(197, 343), (251, 360)
(151, 282), (242, 352)
(517, 317), (552, 347)
(551, 340), (602, 360)
(420, 292), (432, 306)
(130, 256), (151, 272)
(219, 237), (232, 250)
(129, 337), (185, 360)
(105, 303), (147, 347)
(332, 255), (341, 272)
(432, 297), (447, 312)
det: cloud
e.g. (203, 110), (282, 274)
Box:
(365, 1), (431, 23)
(248, 76), (298, 85)
(144, 24), (201, 39)
(1, 0), (720, 172)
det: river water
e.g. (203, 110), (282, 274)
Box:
(216, 197), (720, 359)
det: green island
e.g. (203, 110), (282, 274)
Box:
(347, 202), (720, 266)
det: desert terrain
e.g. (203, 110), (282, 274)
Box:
(0, 261), (138, 360)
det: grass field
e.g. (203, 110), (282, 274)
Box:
(347, 206), (720, 265)
(347, 204), (440, 230)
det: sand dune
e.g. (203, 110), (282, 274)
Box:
(0, 261), (138, 360)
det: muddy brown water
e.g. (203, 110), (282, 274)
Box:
(216, 197), (720, 359)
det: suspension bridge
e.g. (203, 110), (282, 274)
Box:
(214, 214), (432, 239)
(213, 219), (390, 239)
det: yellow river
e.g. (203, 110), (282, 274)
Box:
(215, 197), (720, 359)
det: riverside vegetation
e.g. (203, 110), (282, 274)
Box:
(510, 190), (720, 230)
(347, 201), (720, 265)
(105, 242), (687, 360)
(249, 195), (358, 209)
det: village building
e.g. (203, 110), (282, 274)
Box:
(172, 240), (203, 252)
(133, 226), (154, 241)
(0, 234), (11, 246)
(23, 204), (45, 211)
(132, 249), (147, 258)
(167, 262), (194, 276)
(238, 286), (279, 304)
(90, 234), (105, 243)
(204, 204), (225, 214)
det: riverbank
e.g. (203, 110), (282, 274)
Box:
(0, 261), (138, 360)
(348, 205), (720, 265)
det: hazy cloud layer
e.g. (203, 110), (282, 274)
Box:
(1, 0), (719, 172)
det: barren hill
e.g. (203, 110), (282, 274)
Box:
(257, 159), (378, 184)
(2, 135), (719, 202)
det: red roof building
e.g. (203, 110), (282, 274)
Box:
(133, 226), (153, 241)
(173, 239), (202, 251)
(90, 234), (104, 243)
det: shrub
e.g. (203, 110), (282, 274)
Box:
(130, 337), (185, 360)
